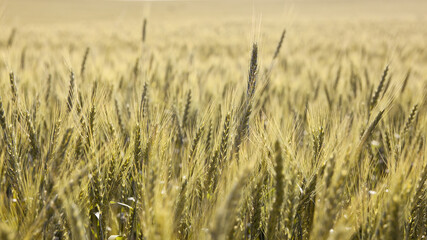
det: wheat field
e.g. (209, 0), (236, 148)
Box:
(0, 0), (426, 239)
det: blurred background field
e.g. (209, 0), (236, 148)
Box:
(2, 0), (427, 95)
(3, 0), (427, 24)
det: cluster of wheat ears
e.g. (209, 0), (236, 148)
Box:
(0, 18), (426, 240)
